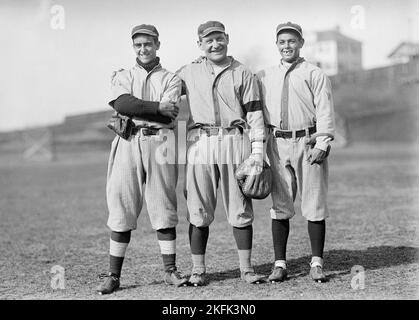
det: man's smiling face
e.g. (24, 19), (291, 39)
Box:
(198, 32), (229, 65)
(276, 31), (304, 63)
(132, 34), (160, 64)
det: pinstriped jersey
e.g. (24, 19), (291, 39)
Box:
(109, 63), (182, 129)
(177, 57), (265, 142)
(257, 59), (335, 138)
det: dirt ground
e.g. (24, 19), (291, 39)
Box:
(0, 141), (418, 300)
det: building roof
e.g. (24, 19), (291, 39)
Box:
(316, 26), (362, 44)
(388, 42), (419, 58)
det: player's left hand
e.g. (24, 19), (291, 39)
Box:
(249, 153), (263, 165)
(248, 153), (264, 174)
(158, 101), (179, 120)
(236, 155), (263, 180)
(307, 147), (328, 165)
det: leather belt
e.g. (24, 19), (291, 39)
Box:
(131, 127), (161, 136)
(273, 126), (316, 139)
(199, 126), (242, 137)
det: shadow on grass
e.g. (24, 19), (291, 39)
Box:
(207, 246), (419, 282)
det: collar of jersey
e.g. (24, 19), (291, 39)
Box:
(135, 57), (162, 73)
(204, 56), (234, 73)
(280, 57), (305, 70)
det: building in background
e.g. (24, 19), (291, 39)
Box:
(4, 28), (418, 151)
(303, 26), (363, 76)
(387, 42), (419, 64)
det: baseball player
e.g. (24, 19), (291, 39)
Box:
(176, 21), (266, 286)
(97, 24), (188, 295)
(256, 22), (335, 283)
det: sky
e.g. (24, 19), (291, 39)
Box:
(0, 0), (417, 131)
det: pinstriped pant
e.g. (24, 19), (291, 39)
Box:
(267, 134), (329, 221)
(185, 128), (253, 228)
(106, 131), (178, 232)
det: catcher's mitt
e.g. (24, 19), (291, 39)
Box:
(235, 158), (273, 200)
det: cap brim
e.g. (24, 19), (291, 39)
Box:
(131, 30), (158, 38)
(276, 27), (302, 37)
(200, 27), (225, 38)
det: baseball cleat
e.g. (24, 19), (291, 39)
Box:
(96, 273), (120, 295)
(268, 266), (288, 283)
(164, 267), (189, 287)
(189, 272), (207, 287)
(310, 266), (327, 283)
(241, 270), (266, 284)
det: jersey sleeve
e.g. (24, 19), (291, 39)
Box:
(175, 65), (188, 96)
(254, 71), (272, 127)
(108, 69), (132, 106)
(161, 73), (182, 104)
(312, 70), (335, 139)
(240, 71), (265, 153)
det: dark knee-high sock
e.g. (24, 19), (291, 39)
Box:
(188, 224), (209, 273)
(156, 227), (177, 272)
(233, 225), (253, 272)
(109, 231), (131, 277)
(272, 219), (289, 262)
(189, 224), (209, 254)
(233, 225), (252, 249)
(308, 220), (326, 258)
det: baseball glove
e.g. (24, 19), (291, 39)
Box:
(107, 112), (135, 140)
(235, 158), (273, 200)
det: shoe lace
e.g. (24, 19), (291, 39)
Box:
(98, 272), (119, 280)
(167, 267), (185, 279)
(242, 268), (256, 276)
(173, 270), (185, 279)
(272, 265), (285, 272)
(311, 265), (323, 271)
(192, 272), (204, 277)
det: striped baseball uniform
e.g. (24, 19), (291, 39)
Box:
(257, 58), (335, 221)
(106, 63), (181, 231)
(177, 56), (265, 227)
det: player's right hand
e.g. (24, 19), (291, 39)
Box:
(158, 101), (179, 120)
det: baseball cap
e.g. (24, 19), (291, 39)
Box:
(198, 21), (226, 38)
(276, 22), (303, 38)
(131, 24), (159, 39)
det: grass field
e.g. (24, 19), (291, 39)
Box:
(0, 141), (418, 300)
